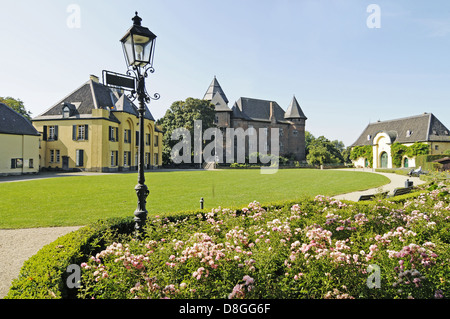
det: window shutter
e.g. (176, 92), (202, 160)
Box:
(115, 127), (119, 142)
(11, 159), (16, 169)
(136, 131), (139, 146)
(54, 126), (58, 141)
(109, 126), (112, 141)
(43, 126), (47, 141)
(73, 125), (77, 140)
(84, 125), (88, 140)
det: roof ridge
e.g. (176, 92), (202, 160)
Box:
(370, 113), (432, 125)
(35, 80), (92, 117)
(239, 96), (278, 103)
(89, 79), (99, 109)
(426, 113), (432, 141)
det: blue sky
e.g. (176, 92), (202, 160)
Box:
(1, 0), (450, 146)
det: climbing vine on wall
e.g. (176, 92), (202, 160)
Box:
(350, 145), (373, 167)
(391, 142), (430, 167)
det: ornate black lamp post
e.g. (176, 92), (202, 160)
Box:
(120, 12), (159, 236)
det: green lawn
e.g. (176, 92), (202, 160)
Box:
(0, 169), (389, 229)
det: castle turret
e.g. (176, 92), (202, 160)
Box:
(203, 76), (232, 128)
(285, 96), (307, 161)
(284, 96), (307, 121)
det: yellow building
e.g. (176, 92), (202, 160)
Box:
(32, 75), (162, 172)
(351, 113), (450, 169)
(0, 103), (40, 175)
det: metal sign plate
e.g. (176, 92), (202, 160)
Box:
(102, 70), (136, 91)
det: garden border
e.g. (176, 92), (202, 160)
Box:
(4, 188), (428, 299)
(4, 196), (310, 299)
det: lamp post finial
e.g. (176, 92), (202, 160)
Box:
(132, 11), (142, 26)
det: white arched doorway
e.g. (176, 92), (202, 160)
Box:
(373, 132), (395, 169)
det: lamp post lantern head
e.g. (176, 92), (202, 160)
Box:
(120, 12), (157, 68)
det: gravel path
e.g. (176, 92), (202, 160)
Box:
(0, 226), (81, 298)
(0, 169), (427, 299)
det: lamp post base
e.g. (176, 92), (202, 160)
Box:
(134, 183), (149, 238)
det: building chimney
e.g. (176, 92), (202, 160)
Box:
(89, 74), (99, 83)
(269, 101), (275, 122)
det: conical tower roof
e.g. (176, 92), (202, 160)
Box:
(284, 96), (307, 120)
(203, 76), (229, 104)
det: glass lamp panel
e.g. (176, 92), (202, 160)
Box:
(132, 34), (151, 65)
(122, 34), (135, 66)
(134, 43), (145, 63)
(141, 40), (153, 64)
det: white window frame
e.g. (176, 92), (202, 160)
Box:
(49, 126), (56, 140)
(78, 125), (85, 141)
(76, 149), (84, 167)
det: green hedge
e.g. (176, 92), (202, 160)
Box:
(415, 155), (448, 172)
(354, 189), (427, 206)
(375, 168), (410, 176)
(5, 217), (134, 299)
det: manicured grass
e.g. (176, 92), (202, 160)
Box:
(0, 169), (389, 229)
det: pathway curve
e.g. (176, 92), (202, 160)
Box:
(0, 168), (427, 298)
(331, 168), (427, 201)
(0, 226), (81, 298)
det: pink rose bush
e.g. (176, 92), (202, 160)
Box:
(78, 184), (450, 299)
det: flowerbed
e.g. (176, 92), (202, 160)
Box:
(78, 183), (450, 299)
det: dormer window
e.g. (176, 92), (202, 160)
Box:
(406, 130), (413, 137)
(63, 106), (70, 118)
(367, 135), (372, 141)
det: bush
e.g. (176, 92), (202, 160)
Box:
(5, 217), (134, 299)
(416, 155), (448, 172)
(7, 185), (450, 299)
(77, 189), (450, 299)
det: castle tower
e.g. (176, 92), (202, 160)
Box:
(203, 76), (232, 128)
(284, 96), (307, 161)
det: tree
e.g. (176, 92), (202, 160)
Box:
(331, 140), (345, 153)
(306, 136), (344, 165)
(0, 96), (32, 120)
(341, 146), (353, 164)
(305, 131), (315, 156)
(157, 98), (216, 165)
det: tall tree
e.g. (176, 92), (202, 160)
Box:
(305, 131), (315, 156)
(0, 96), (32, 120)
(157, 98), (216, 165)
(306, 136), (344, 165)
